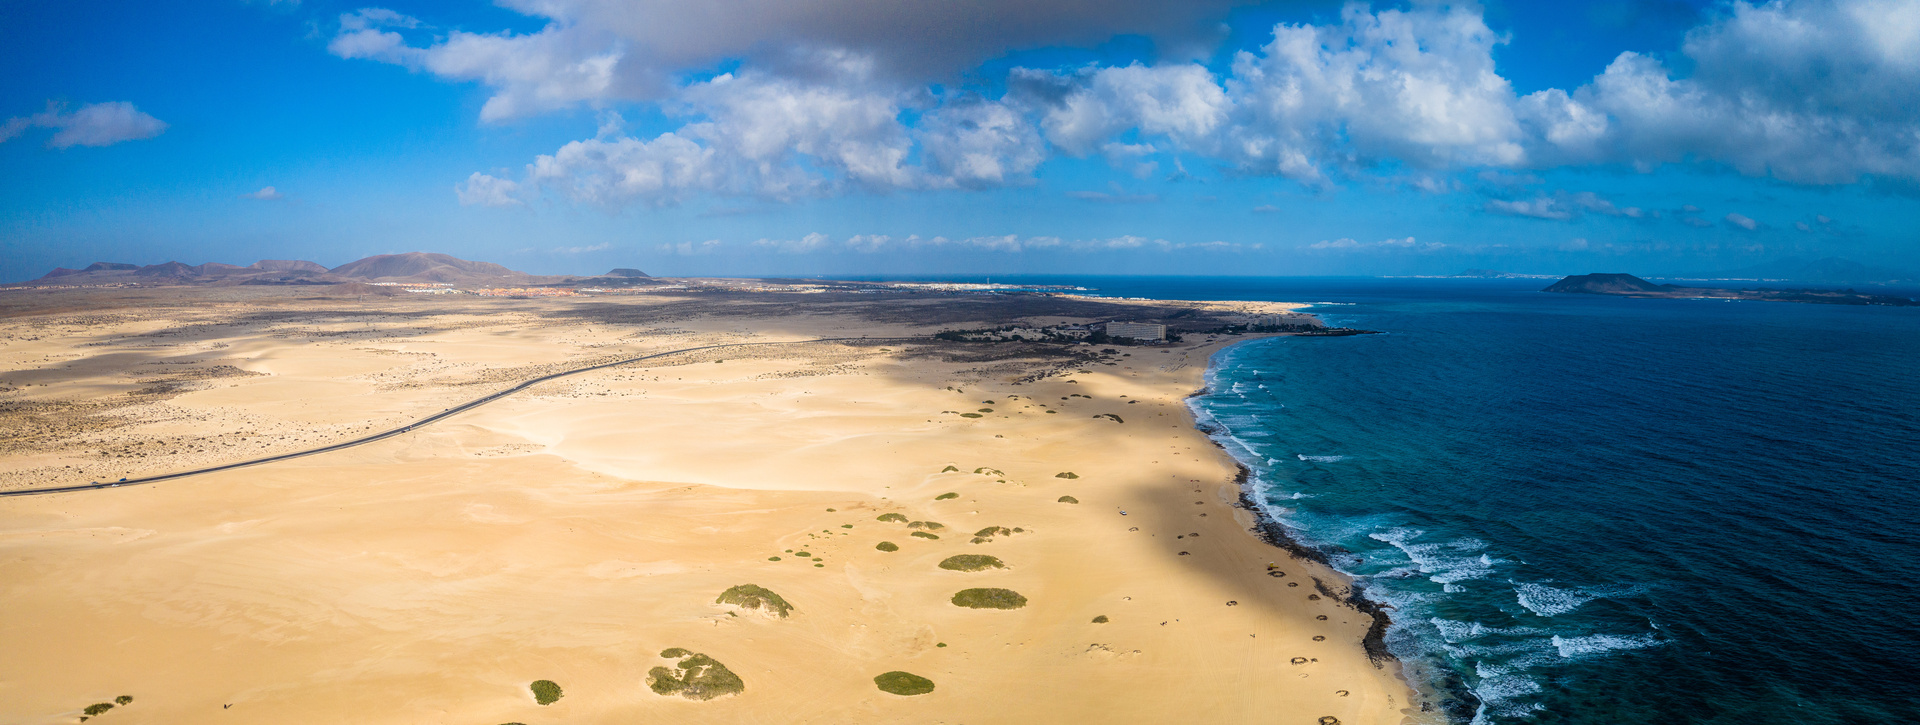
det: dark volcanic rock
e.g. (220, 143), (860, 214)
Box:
(605, 268), (650, 277)
(83, 262), (139, 272)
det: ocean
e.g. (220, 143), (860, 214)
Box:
(879, 275), (1920, 724)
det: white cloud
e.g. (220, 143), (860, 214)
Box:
(753, 232), (832, 253)
(425, 0), (1920, 212)
(1225, 4), (1524, 180)
(920, 98), (1047, 188)
(1036, 63), (1230, 156)
(1485, 198), (1574, 221)
(1725, 212), (1761, 231)
(241, 186), (285, 200)
(1, 101), (168, 148)
(1524, 0), (1920, 183)
(659, 239), (723, 255)
(456, 172), (526, 207)
(552, 242), (612, 254)
(1308, 236), (1445, 252)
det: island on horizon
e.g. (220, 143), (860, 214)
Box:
(1543, 273), (1918, 307)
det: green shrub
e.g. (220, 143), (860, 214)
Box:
(876, 541), (900, 552)
(1055, 472), (1079, 479)
(648, 650), (745, 700)
(938, 554), (1006, 572)
(935, 492), (958, 500)
(973, 467), (1004, 476)
(911, 531), (940, 540)
(768, 556), (781, 561)
(873, 671), (936, 696)
(1058, 495), (1079, 504)
(970, 537), (987, 544)
(114, 696), (132, 706)
(841, 524), (854, 529)
(951, 588), (1027, 609)
(877, 513), (908, 523)
(716, 584), (794, 618)
(977, 408), (993, 413)
(1092, 615), (1110, 623)
(794, 551), (811, 557)
(84, 704), (113, 716)
(959, 413), (983, 418)
(530, 680), (563, 705)
(974, 526), (1011, 538)
(908, 521), (945, 530)
(941, 465), (959, 472)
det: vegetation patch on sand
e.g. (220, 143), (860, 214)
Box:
(876, 541), (900, 552)
(1058, 495), (1079, 504)
(1092, 615), (1110, 623)
(716, 584), (794, 618)
(648, 649), (746, 700)
(941, 465), (959, 472)
(877, 513), (908, 523)
(951, 587), (1028, 609)
(911, 531), (940, 539)
(938, 554), (1006, 571)
(935, 492), (958, 500)
(530, 679), (563, 705)
(874, 671), (937, 696)
(1055, 471), (1079, 479)
(908, 520), (945, 530)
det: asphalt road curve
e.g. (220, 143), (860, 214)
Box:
(1, 336), (914, 498)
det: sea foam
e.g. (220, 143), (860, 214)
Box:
(1551, 633), (1661, 659)
(1514, 582), (1598, 617)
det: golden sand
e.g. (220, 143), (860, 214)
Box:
(0, 289), (1417, 724)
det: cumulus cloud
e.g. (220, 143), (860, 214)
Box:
(919, 98), (1048, 188)
(1307, 236), (1445, 252)
(241, 186), (285, 200)
(414, 0), (1920, 211)
(1725, 212), (1761, 231)
(1485, 198), (1574, 221)
(329, 0), (1243, 119)
(2, 101), (168, 148)
(456, 172), (525, 207)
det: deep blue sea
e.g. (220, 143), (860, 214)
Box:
(869, 275), (1920, 724)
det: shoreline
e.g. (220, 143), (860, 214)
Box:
(1184, 334), (1441, 723)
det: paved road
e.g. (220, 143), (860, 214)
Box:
(0, 336), (912, 498)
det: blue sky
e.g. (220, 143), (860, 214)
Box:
(3, 0), (1917, 281)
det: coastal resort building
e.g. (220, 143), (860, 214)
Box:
(1104, 321), (1167, 342)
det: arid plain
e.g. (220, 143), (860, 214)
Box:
(1, 286), (1419, 724)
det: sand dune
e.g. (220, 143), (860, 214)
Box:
(0, 288), (1423, 724)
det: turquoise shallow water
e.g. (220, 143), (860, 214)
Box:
(872, 275), (1920, 724)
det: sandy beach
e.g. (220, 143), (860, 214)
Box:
(1, 286), (1419, 724)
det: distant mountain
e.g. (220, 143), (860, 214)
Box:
(328, 252), (524, 283)
(19, 252), (575, 288)
(1544, 273), (1917, 307)
(250, 260), (329, 274)
(1674, 257), (1915, 284)
(605, 268), (650, 277)
(1543, 273), (1674, 294)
